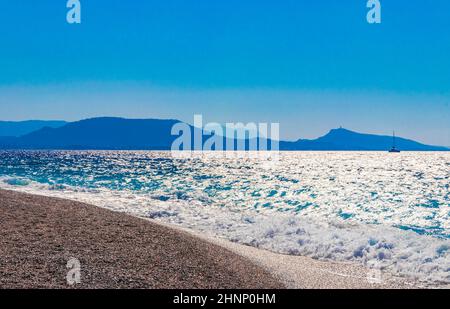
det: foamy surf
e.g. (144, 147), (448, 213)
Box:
(0, 176), (448, 285)
(0, 151), (449, 286)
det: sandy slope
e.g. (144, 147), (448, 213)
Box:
(0, 189), (282, 289)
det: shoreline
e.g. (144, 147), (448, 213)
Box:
(0, 189), (434, 289)
(0, 189), (282, 289)
(153, 220), (420, 289)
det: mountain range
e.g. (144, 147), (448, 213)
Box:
(0, 117), (447, 151)
(0, 120), (67, 137)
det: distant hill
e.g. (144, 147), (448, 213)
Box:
(0, 120), (67, 137)
(0, 118), (447, 151)
(280, 128), (449, 151)
(1, 117), (183, 150)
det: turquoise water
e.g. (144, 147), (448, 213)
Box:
(1, 150), (448, 238)
(1, 150), (449, 284)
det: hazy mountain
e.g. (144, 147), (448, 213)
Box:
(0, 120), (67, 137)
(280, 128), (448, 151)
(0, 118), (447, 151)
(3, 117), (184, 150)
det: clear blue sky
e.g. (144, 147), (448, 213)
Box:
(0, 0), (449, 145)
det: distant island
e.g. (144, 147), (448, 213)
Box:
(280, 128), (449, 151)
(0, 117), (448, 151)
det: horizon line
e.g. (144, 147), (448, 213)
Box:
(1, 116), (449, 149)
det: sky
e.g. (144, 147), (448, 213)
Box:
(0, 0), (449, 145)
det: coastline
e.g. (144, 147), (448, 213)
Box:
(154, 221), (419, 289)
(0, 189), (429, 289)
(0, 189), (281, 289)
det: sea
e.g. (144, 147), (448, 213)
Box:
(0, 150), (449, 285)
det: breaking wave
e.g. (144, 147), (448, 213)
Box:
(0, 150), (449, 285)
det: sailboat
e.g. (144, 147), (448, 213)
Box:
(389, 131), (401, 153)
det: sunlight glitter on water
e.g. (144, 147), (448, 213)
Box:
(1, 151), (449, 284)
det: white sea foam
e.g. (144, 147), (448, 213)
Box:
(0, 151), (449, 285)
(0, 178), (448, 285)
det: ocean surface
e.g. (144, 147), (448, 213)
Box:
(0, 151), (449, 285)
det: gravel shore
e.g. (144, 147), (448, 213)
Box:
(0, 189), (283, 289)
(0, 188), (425, 289)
